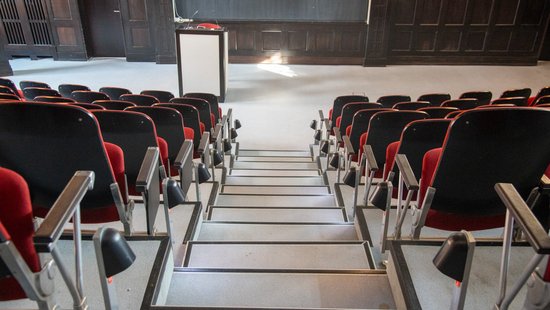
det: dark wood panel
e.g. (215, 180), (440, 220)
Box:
(45, 0), (87, 60)
(148, 0), (175, 63)
(80, 0), (125, 57)
(0, 41), (13, 76)
(119, 0), (155, 61)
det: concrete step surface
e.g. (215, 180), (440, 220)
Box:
(208, 207), (346, 222)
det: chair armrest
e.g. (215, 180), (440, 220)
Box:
(363, 145), (378, 172)
(540, 175), (550, 194)
(136, 147), (161, 235)
(197, 132), (210, 156)
(211, 123), (222, 143)
(34, 171), (95, 252)
(334, 127), (343, 144)
(495, 183), (550, 254)
(343, 135), (354, 155)
(173, 140), (194, 193)
(318, 109), (325, 121)
(136, 147), (160, 193)
(395, 154), (419, 191)
(174, 140), (194, 168)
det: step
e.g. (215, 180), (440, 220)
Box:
(232, 161), (318, 170)
(215, 194), (336, 207)
(221, 185), (330, 195)
(236, 156), (313, 162)
(229, 169), (320, 176)
(225, 176), (325, 186)
(208, 207), (346, 222)
(184, 242), (371, 269)
(197, 223), (359, 241)
(164, 271), (394, 309)
(237, 150), (312, 157)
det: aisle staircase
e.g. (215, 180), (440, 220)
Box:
(162, 147), (396, 309)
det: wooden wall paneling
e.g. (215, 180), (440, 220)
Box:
(119, 0), (155, 61)
(148, 0), (176, 63)
(0, 39), (13, 76)
(364, 0), (390, 66)
(45, 0), (86, 60)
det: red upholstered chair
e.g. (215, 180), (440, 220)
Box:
(184, 92), (222, 123)
(71, 102), (106, 111)
(19, 80), (50, 90)
(500, 87), (531, 99)
(170, 97), (214, 132)
(345, 108), (392, 162)
(0, 78), (22, 98)
(156, 103), (204, 157)
(417, 93), (451, 106)
(34, 96), (76, 103)
(490, 97), (527, 106)
(58, 83), (90, 98)
(459, 90), (492, 105)
(0, 93), (21, 101)
(141, 90), (175, 103)
(393, 108), (550, 239)
(0, 85), (18, 96)
(22, 87), (61, 100)
(392, 101), (431, 110)
(0, 102), (134, 234)
(0, 168), (93, 307)
(99, 86), (132, 100)
(337, 102), (382, 137)
(418, 107), (458, 118)
(533, 95), (550, 106)
(441, 98), (480, 110)
(71, 90), (110, 103)
(327, 95), (369, 132)
(93, 100), (137, 110)
(120, 94), (159, 107)
(377, 95), (411, 108)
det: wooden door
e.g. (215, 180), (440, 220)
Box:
(80, 0), (125, 57)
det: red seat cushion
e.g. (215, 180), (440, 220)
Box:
(184, 127), (194, 140)
(336, 116), (342, 128)
(199, 122), (205, 135)
(528, 96), (536, 106)
(0, 168), (40, 301)
(384, 141), (400, 180)
(157, 137), (169, 172)
(328, 108), (333, 120)
(210, 113), (216, 128)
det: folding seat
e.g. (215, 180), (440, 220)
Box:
(418, 107), (458, 118)
(441, 98), (480, 110)
(391, 107), (550, 239)
(141, 90), (175, 103)
(377, 95), (411, 108)
(93, 100), (136, 110)
(529, 86), (550, 105)
(0, 77), (22, 98)
(0, 102), (137, 235)
(445, 110), (462, 118)
(71, 103), (106, 110)
(71, 90), (110, 103)
(345, 108), (392, 161)
(19, 80), (50, 90)
(0, 93), (21, 101)
(92, 110), (169, 193)
(459, 90), (492, 105)
(392, 101), (431, 110)
(490, 97), (527, 106)
(327, 95), (369, 131)
(34, 96), (76, 103)
(156, 103), (203, 154)
(170, 97), (214, 131)
(500, 87), (531, 99)
(126, 106), (194, 176)
(119, 93), (159, 107)
(532, 95), (550, 106)
(336, 102), (382, 136)
(22, 87), (62, 100)
(417, 93), (451, 106)
(184, 92), (222, 122)
(0, 85), (18, 96)
(58, 83), (90, 98)
(0, 167), (93, 307)
(99, 86), (132, 100)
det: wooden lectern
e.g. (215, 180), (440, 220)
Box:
(176, 27), (228, 102)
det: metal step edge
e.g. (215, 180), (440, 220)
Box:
(217, 193), (335, 197)
(172, 267), (386, 275)
(225, 175), (323, 178)
(202, 221), (354, 226)
(210, 205), (343, 209)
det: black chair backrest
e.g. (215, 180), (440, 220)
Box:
(441, 98), (480, 110)
(459, 91), (492, 105)
(93, 100), (136, 110)
(392, 101), (431, 110)
(0, 93), (20, 101)
(99, 87), (132, 100)
(0, 102), (118, 211)
(445, 111), (462, 119)
(534, 87), (550, 103)
(417, 93), (451, 106)
(155, 103), (202, 148)
(126, 106), (185, 164)
(430, 108), (550, 216)
(141, 90), (175, 103)
(71, 91), (110, 103)
(20, 80), (50, 90)
(23, 87), (61, 100)
(120, 94), (159, 107)
(184, 92), (220, 121)
(71, 103), (106, 111)
(501, 88), (531, 99)
(491, 97), (527, 106)
(170, 97), (213, 130)
(418, 107), (459, 118)
(0, 85), (17, 95)
(533, 95), (550, 106)
(58, 84), (90, 98)
(92, 110), (160, 194)
(0, 78), (19, 96)
(348, 108), (392, 151)
(34, 96), (76, 103)
(377, 95), (411, 108)
(365, 110), (429, 168)
(330, 95), (369, 127)
(389, 119), (451, 183)
(339, 102), (382, 135)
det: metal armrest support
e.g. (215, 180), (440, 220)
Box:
(174, 140), (194, 194)
(540, 175), (550, 194)
(395, 154), (419, 191)
(34, 171), (95, 252)
(334, 127), (343, 144)
(343, 135), (354, 155)
(211, 123), (222, 144)
(363, 145), (378, 173)
(197, 132), (210, 156)
(318, 109), (325, 121)
(495, 183), (550, 254)
(136, 147), (161, 236)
